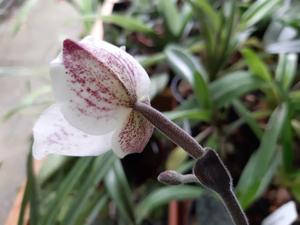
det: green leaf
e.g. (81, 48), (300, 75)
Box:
(84, 194), (109, 225)
(292, 119), (300, 139)
(74, 0), (95, 14)
(158, 0), (181, 37)
(275, 54), (298, 90)
(27, 146), (39, 225)
(242, 48), (272, 82)
(41, 157), (93, 225)
(139, 53), (165, 68)
(232, 100), (263, 139)
(289, 90), (300, 111)
(178, 4), (193, 36)
(138, 41), (203, 68)
(189, 0), (220, 56)
(266, 40), (300, 53)
(136, 186), (202, 223)
(63, 152), (115, 225)
(73, 0), (96, 32)
(210, 71), (263, 107)
(292, 186), (300, 203)
(282, 114), (294, 172)
(166, 147), (188, 170)
(150, 73), (169, 100)
(157, 0), (192, 38)
(165, 45), (211, 109)
(194, 71), (212, 109)
(237, 104), (288, 208)
(104, 160), (136, 225)
(241, 0), (282, 29)
(102, 15), (155, 35)
(37, 155), (68, 184)
(18, 182), (29, 225)
(263, 21), (285, 45)
(217, 0), (237, 67)
(189, 0), (220, 33)
(164, 109), (211, 121)
(238, 152), (281, 209)
(165, 45), (207, 83)
(177, 160), (194, 174)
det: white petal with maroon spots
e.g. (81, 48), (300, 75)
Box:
(50, 39), (132, 135)
(80, 36), (151, 101)
(111, 109), (154, 158)
(33, 104), (113, 160)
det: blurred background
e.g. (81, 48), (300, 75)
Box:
(1, 0), (300, 225)
(0, 0), (80, 222)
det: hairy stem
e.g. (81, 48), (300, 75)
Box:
(133, 101), (204, 159)
(134, 101), (249, 225)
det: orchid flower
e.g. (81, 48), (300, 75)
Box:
(33, 36), (248, 225)
(33, 36), (153, 159)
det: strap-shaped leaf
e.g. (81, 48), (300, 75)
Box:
(266, 40), (300, 53)
(189, 0), (220, 57)
(232, 100), (263, 139)
(158, 0), (192, 38)
(240, 0), (282, 29)
(41, 157), (93, 225)
(289, 90), (300, 111)
(165, 45), (211, 109)
(275, 54), (298, 90)
(27, 147), (39, 225)
(157, 0), (181, 37)
(236, 104), (288, 208)
(63, 152), (115, 225)
(242, 48), (272, 82)
(164, 109), (211, 121)
(102, 14), (155, 35)
(136, 185), (202, 223)
(104, 160), (136, 225)
(210, 71), (263, 107)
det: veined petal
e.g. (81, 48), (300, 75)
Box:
(50, 39), (132, 135)
(33, 105), (113, 160)
(80, 36), (151, 101)
(111, 108), (154, 158)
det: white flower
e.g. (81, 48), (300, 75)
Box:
(33, 36), (153, 159)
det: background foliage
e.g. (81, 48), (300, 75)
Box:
(3, 0), (300, 224)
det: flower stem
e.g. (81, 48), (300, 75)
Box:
(133, 101), (204, 159)
(220, 188), (249, 225)
(194, 149), (249, 225)
(134, 101), (249, 225)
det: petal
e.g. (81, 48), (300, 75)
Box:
(111, 109), (154, 158)
(33, 105), (113, 160)
(50, 39), (131, 135)
(80, 36), (151, 101)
